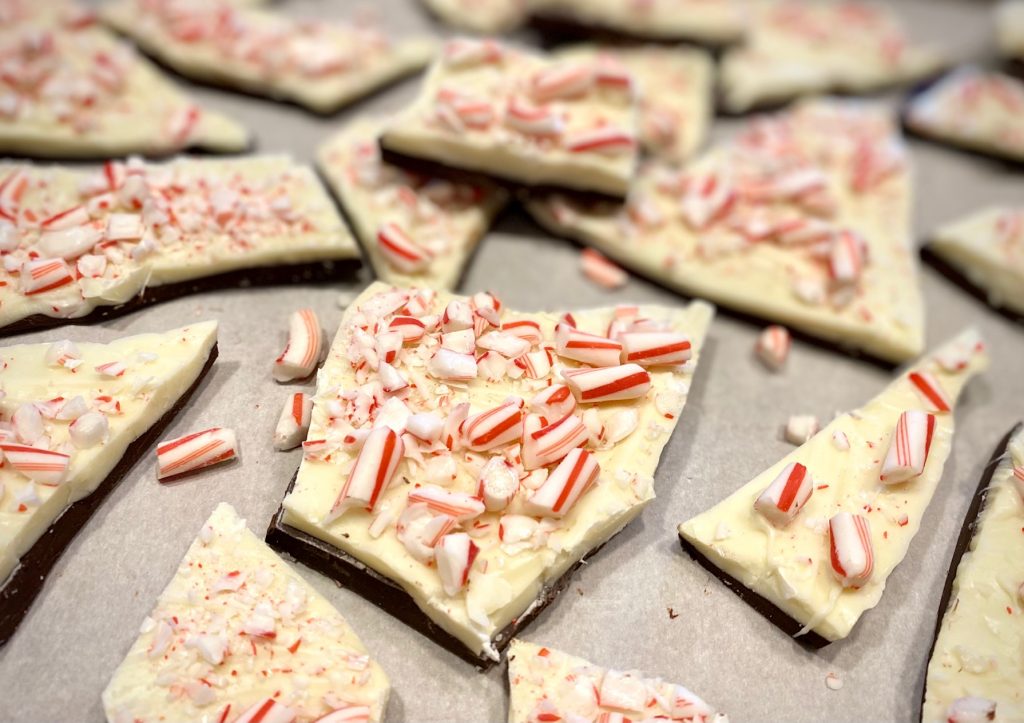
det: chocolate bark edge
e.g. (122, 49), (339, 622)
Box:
(265, 475), (611, 671)
(917, 422), (1022, 722)
(677, 533), (831, 649)
(0, 258), (361, 338)
(920, 246), (1024, 326)
(527, 12), (738, 54)
(0, 344), (220, 647)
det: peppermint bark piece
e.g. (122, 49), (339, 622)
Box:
(317, 118), (508, 290)
(528, 0), (746, 46)
(927, 207), (1024, 319)
(0, 321), (218, 646)
(419, 0), (528, 34)
(678, 329), (988, 645)
(0, 2), (247, 158)
(507, 639), (726, 723)
(719, 0), (943, 114)
(380, 39), (641, 198)
(905, 67), (1024, 163)
(553, 44), (713, 162)
(102, 0), (436, 114)
(0, 156), (357, 334)
(920, 425), (1024, 723)
(102, 503), (390, 723)
(273, 282), (714, 666)
(528, 99), (924, 363)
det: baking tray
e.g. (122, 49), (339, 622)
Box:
(1, 1), (1022, 721)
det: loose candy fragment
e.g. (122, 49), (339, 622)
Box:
(555, 324), (622, 367)
(273, 309), (323, 382)
(754, 462), (813, 527)
(156, 427), (238, 481)
(580, 248), (628, 289)
(755, 325), (790, 371)
(785, 415), (819, 445)
(274, 392), (313, 451)
(326, 427), (403, 521)
(563, 364), (651, 403)
(828, 512), (874, 588)
(880, 410), (935, 484)
(526, 448), (600, 517)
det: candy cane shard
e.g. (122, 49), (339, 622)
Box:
(521, 412), (589, 470)
(507, 640), (724, 723)
(477, 457), (519, 511)
(562, 364), (651, 403)
(327, 427), (404, 521)
(407, 485), (486, 522)
(156, 427), (239, 481)
(0, 444), (71, 486)
(102, 503), (389, 723)
(529, 383), (577, 419)
(678, 328), (988, 644)
(274, 392), (313, 451)
(21, 257), (75, 295)
(526, 448), (600, 517)
(565, 127), (636, 155)
(908, 371), (952, 413)
(531, 62), (595, 102)
(555, 324), (622, 367)
(755, 325), (791, 371)
(879, 410), (935, 484)
(754, 462), (813, 527)
(504, 97), (565, 137)
(580, 248), (628, 289)
(828, 512), (874, 588)
(274, 309), (324, 382)
(435, 532), (479, 596)
(619, 332), (692, 366)
(462, 399), (525, 451)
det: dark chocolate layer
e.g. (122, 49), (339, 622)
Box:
(677, 533), (831, 649)
(0, 258), (360, 338)
(528, 12), (738, 52)
(0, 344), (219, 647)
(917, 423), (1022, 721)
(921, 246), (1024, 326)
(265, 476), (611, 670)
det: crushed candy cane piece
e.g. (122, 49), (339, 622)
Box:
(526, 448), (599, 517)
(785, 415), (819, 445)
(880, 410), (935, 484)
(829, 512), (874, 588)
(0, 444), (70, 486)
(555, 324), (622, 367)
(435, 532), (479, 596)
(755, 326), (790, 371)
(908, 371), (951, 413)
(754, 462), (812, 527)
(563, 364), (651, 403)
(273, 309), (323, 382)
(326, 427), (403, 520)
(274, 392), (312, 451)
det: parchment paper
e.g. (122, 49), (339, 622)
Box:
(1, 1), (1022, 721)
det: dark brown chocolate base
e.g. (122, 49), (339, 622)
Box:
(921, 246), (1024, 326)
(1, 258), (360, 338)
(677, 533), (831, 649)
(378, 145), (630, 205)
(0, 137), (256, 163)
(0, 344), (219, 647)
(265, 474), (611, 670)
(917, 423), (1022, 721)
(528, 12), (738, 53)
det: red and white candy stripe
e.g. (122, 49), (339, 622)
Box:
(41, 204), (89, 231)
(442, 300), (474, 331)
(273, 309), (323, 383)
(619, 332), (691, 366)
(408, 485), (485, 521)
(21, 258), (75, 296)
(95, 361), (127, 377)
(580, 248), (628, 289)
(501, 319), (543, 346)
(566, 127), (636, 156)
(754, 462), (813, 527)
(555, 324), (622, 367)
(428, 348), (477, 381)
(562, 364), (651, 403)
(327, 427), (403, 520)
(0, 444), (70, 486)
(233, 698), (296, 723)
(156, 427), (238, 481)
(755, 325), (791, 371)
(443, 38), (503, 68)
(437, 89), (495, 129)
(880, 410), (935, 484)
(274, 392), (312, 451)
(828, 512), (874, 588)
(312, 706), (372, 723)
(908, 371), (952, 413)
(680, 173), (735, 230)
(389, 315), (427, 343)
(531, 62), (594, 102)
(529, 384), (576, 418)
(828, 231), (865, 284)
(476, 457), (519, 511)
(377, 222), (432, 273)
(504, 97), (564, 137)
(462, 398), (524, 451)
(435, 532), (479, 596)
(526, 448), (600, 517)
(521, 412), (588, 470)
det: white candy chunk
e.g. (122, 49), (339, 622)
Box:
(45, 340), (81, 368)
(105, 213), (144, 241)
(184, 634), (227, 665)
(946, 697), (997, 723)
(69, 411), (108, 449)
(784, 415), (819, 444)
(477, 457), (519, 511)
(234, 698), (296, 723)
(435, 532), (479, 596)
(599, 670), (648, 711)
(406, 412), (443, 443)
(428, 348), (477, 381)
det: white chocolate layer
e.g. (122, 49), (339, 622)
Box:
(381, 41), (640, 197)
(102, 502), (390, 723)
(282, 282), (713, 661)
(679, 329), (988, 642)
(528, 99), (925, 363)
(0, 3), (247, 157)
(553, 44), (712, 162)
(720, 0), (943, 113)
(507, 639), (725, 723)
(0, 156), (356, 331)
(929, 206), (1024, 317)
(906, 68), (1024, 163)
(102, 0), (436, 114)
(921, 427), (1024, 723)
(317, 117), (508, 290)
(0, 321), (218, 584)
